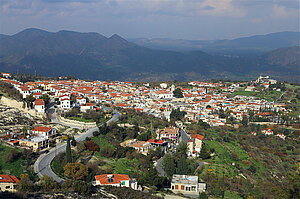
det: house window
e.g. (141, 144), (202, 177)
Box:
(171, 185), (174, 190)
(175, 185), (178, 190)
(5, 186), (10, 189)
(191, 186), (196, 191)
(186, 186), (190, 191)
(181, 185), (185, 190)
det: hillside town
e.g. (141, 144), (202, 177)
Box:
(0, 72), (298, 199)
(2, 74), (287, 125)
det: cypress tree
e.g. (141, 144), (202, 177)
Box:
(66, 136), (72, 163)
(71, 136), (77, 146)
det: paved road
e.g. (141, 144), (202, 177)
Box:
(34, 102), (120, 183)
(156, 157), (166, 177)
(179, 129), (189, 143)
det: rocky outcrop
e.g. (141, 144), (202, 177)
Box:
(0, 104), (34, 134)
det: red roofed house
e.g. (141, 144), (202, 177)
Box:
(76, 96), (86, 105)
(34, 99), (45, 114)
(158, 127), (179, 142)
(32, 126), (56, 138)
(187, 134), (204, 157)
(60, 97), (71, 111)
(2, 72), (11, 78)
(93, 174), (138, 190)
(18, 126), (56, 152)
(0, 174), (20, 192)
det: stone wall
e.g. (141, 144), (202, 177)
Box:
(57, 114), (97, 128)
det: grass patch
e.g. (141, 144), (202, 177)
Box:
(0, 144), (24, 178)
(223, 142), (249, 161)
(113, 158), (140, 175)
(205, 140), (231, 163)
(224, 191), (243, 199)
(92, 135), (115, 158)
(51, 158), (65, 179)
(231, 89), (282, 101)
(67, 116), (94, 123)
(92, 135), (115, 148)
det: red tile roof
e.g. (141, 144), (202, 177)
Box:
(34, 99), (45, 106)
(95, 174), (130, 185)
(32, 126), (52, 132)
(147, 139), (166, 144)
(191, 134), (204, 141)
(0, 175), (20, 183)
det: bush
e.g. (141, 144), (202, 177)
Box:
(73, 180), (90, 194)
(93, 131), (100, 136)
(248, 165), (256, 173)
(4, 149), (20, 163)
(85, 140), (100, 152)
(100, 146), (115, 158)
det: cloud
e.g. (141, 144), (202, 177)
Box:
(271, 4), (298, 19)
(0, 0), (299, 39)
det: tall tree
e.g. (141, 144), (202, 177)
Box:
(17, 174), (34, 193)
(40, 94), (50, 105)
(71, 136), (77, 147)
(176, 155), (189, 175)
(177, 142), (188, 154)
(40, 175), (59, 191)
(64, 162), (88, 181)
(66, 136), (72, 163)
(173, 88), (184, 98)
(170, 108), (187, 121)
(163, 153), (175, 179)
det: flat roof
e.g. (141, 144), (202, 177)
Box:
(171, 175), (198, 185)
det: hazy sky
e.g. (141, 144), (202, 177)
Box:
(0, 0), (299, 40)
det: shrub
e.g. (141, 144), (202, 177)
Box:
(4, 149), (20, 163)
(85, 140), (99, 152)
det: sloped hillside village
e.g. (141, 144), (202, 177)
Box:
(0, 72), (297, 198)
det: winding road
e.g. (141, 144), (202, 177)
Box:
(34, 102), (120, 183)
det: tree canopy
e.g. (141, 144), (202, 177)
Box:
(173, 88), (184, 98)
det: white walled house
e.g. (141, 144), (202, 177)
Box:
(76, 96), (86, 105)
(34, 99), (45, 114)
(80, 103), (94, 112)
(170, 175), (206, 195)
(60, 99), (71, 110)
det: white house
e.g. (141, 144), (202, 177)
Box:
(170, 175), (206, 195)
(187, 134), (204, 157)
(76, 96), (86, 105)
(80, 103), (94, 112)
(32, 126), (56, 138)
(34, 99), (45, 114)
(60, 98), (71, 110)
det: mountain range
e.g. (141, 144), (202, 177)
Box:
(0, 28), (299, 82)
(129, 31), (300, 54)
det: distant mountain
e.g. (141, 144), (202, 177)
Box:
(0, 28), (299, 82)
(129, 31), (300, 54)
(265, 46), (300, 67)
(0, 34), (8, 39)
